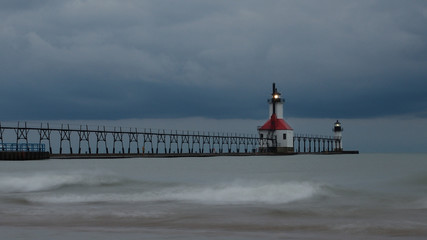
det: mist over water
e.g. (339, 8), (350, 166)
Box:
(1, 154), (427, 239)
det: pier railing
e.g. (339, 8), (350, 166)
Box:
(0, 143), (46, 152)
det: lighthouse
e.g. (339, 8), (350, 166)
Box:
(258, 83), (294, 153)
(333, 120), (343, 151)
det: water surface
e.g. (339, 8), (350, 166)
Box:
(1, 153), (426, 239)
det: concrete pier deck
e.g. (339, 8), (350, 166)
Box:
(49, 150), (358, 159)
(0, 151), (50, 160)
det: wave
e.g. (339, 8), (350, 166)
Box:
(407, 198), (427, 210)
(28, 181), (323, 205)
(0, 171), (122, 193)
(403, 173), (427, 186)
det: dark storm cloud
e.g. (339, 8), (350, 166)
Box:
(1, 0), (427, 120)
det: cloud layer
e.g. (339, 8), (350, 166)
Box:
(1, 0), (427, 120)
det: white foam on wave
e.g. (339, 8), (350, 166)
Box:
(30, 181), (322, 205)
(0, 171), (121, 193)
(163, 181), (321, 204)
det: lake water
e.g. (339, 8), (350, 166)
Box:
(1, 153), (427, 239)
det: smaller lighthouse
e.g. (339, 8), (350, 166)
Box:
(333, 120), (343, 151)
(258, 83), (294, 153)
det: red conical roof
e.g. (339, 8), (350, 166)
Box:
(259, 113), (293, 130)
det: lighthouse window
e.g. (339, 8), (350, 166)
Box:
(283, 134), (286, 140)
(260, 134), (264, 139)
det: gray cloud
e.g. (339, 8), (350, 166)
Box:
(1, 0), (427, 120)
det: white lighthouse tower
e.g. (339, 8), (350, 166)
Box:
(333, 120), (343, 151)
(258, 83), (294, 153)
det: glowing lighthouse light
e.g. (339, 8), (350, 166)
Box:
(268, 84), (285, 119)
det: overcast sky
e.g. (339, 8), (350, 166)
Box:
(1, 1), (427, 152)
(1, 0), (426, 120)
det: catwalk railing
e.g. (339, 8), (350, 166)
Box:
(0, 122), (342, 156)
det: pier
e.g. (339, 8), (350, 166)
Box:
(0, 122), (349, 160)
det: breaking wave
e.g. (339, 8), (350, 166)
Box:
(0, 171), (122, 193)
(29, 181), (323, 205)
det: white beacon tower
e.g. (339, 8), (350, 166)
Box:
(258, 83), (294, 153)
(333, 120), (343, 151)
